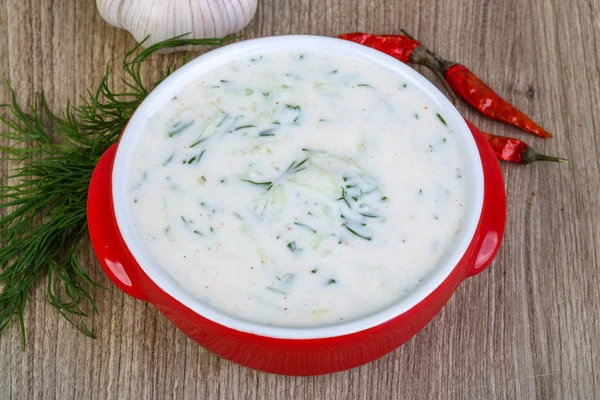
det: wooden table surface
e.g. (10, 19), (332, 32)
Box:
(1, 0), (599, 398)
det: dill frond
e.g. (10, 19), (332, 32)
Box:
(0, 35), (234, 347)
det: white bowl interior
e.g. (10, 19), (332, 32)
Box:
(112, 35), (484, 339)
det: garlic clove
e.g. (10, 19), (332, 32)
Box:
(96, 0), (258, 52)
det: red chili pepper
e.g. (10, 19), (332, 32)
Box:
(482, 133), (567, 164)
(337, 33), (421, 63)
(443, 65), (552, 138)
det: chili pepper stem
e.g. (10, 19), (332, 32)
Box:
(522, 146), (568, 165)
(399, 29), (455, 71)
(399, 29), (458, 106)
(409, 46), (458, 106)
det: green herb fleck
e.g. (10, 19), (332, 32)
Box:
(216, 113), (230, 128)
(186, 150), (205, 164)
(163, 153), (175, 166)
(286, 158), (309, 174)
(241, 179), (273, 191)
(294, 222), (317, 233)
(286, 104), (301, 110)
(259, 129), (276, 137)
(359, 213), (379, 218)
(345, 226), (372, 241)
(338, 188), (351, 207)
(245, 88), (254, 96)
(356, 83), (372, 88)
(327, 279), (337, 285)
(266, 287), (287, 295)
(381, 196), (389, 201)
(168, 120), (194, 137)
(287, 241), (298, 252)
(235, 124), (255, 131)
(311, 268), (318, 274)
(189, 138), (205, 148)
(232, 212), (245, 220)
(436, 113), (447, 126)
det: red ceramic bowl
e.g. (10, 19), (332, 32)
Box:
(87, 36), (506, 376)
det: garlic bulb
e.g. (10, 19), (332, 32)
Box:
(96, 0), (258, 51)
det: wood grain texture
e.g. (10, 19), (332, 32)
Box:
(1, 0), (599, 398)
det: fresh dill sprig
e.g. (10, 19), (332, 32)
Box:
(0, 34), (234, 347)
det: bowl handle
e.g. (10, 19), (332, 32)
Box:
(464, 120), (506, 277)
(87, 144), (148, 301)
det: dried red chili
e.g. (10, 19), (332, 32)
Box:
(439, 63), (552, 139)
(482, 132), (567, 164)
(337, 33), (420, 63)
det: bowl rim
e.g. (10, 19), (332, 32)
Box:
(111, 34), (485, 339)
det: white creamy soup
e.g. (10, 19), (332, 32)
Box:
(125, 50), (468, 327)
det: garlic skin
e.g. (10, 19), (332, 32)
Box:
(96, 0), (258, 51)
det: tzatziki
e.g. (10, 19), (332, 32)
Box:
(125, 50), (468, 327)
